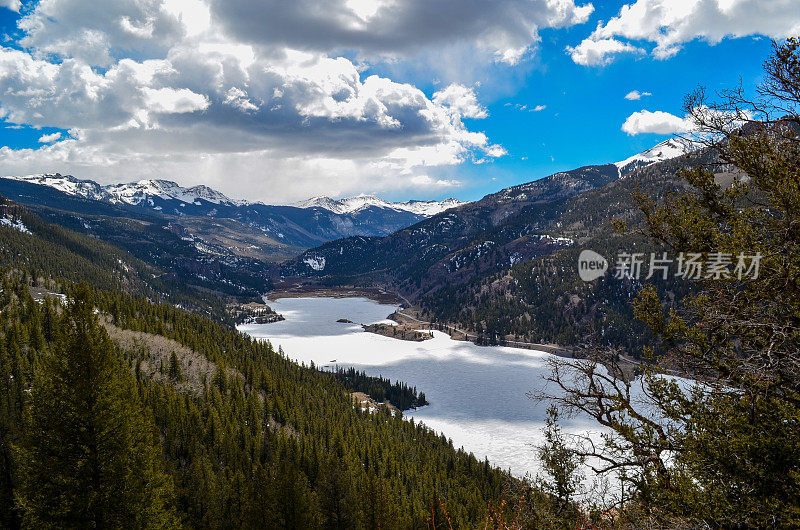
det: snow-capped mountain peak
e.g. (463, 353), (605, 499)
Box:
(0, 173), (466, 223)
(614, 138), (695, 177)
(297, 194), (391, 214)
(186, 184), (231, 204)
(105, 179), (234, 206)
(3, 174), (111, 201)
(396, 198), (466, 216)
(296, 194), (466, 216)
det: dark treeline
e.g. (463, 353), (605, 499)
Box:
(322, 365), (428, 411)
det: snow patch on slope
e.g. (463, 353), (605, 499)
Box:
(3, 174), (110, 201)
(0, 217), (31, 234)
(105, 179), (234, 206)
(303, 256), (326, 271)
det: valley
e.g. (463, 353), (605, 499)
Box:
(1, 2), (796, 527)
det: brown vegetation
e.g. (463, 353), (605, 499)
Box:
(362, 322), (432, 341)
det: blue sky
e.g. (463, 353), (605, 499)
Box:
(0, 0), (792, 203)
(440, 35), (773, 200)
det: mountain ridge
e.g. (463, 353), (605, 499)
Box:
(296, 194), (466, 216)
(3, 173), (465, 215)
(282, 137), (700, 311)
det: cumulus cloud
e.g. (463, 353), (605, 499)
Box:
(625, 90), (651, 100)
(0, 0), (564, 201)
(141, 87), (210, 114)
(570, 0), (800, 66)
(38, 132), (62, 143)
(432, 84), (488, 119)
(210, 0), (594, 65)
(621, 109), (693, 135)
(567, 37), (642, 66)
(0, 0), (20, 12)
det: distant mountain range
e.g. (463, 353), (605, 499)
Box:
(2, 174), (464, 216)
(0, 174), (465, 258)
(296, 195), (465, 216)
(0, 137), (693, 309)
(0, 174), (466, 299)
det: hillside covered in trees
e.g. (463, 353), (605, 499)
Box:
(0, 271), (525, 528)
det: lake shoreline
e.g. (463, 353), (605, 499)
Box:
(265, 287), (578, 357)
(237, 295), (584, 479)
(265, 285), (405, 305)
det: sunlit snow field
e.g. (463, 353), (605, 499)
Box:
(238, 296), (605, 478)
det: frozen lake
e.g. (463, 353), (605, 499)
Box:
(238, 296), (603, 478)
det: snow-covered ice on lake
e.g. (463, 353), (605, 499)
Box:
(238, 296), (604, 478)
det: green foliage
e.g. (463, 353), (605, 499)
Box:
(0, 271), (517, 528)
(168, 351), (182, 382)
(538, 36), (800, 528)
(537, 405), (584, 517)
(14, 284), (179, 529)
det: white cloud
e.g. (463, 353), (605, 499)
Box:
(141, 87), (210, 114)
(625, 90), (651, 100)
(484, 144), (508, 157)
(410, 175), (462, 188)
(621, 109), (693, 135)
(223, 87), (259, 112)
(432, 84), (488, 119)
(162, 0), (212, 36)
(0, 0), (547, 201)
(0, 0), (21, 12)
(508, 103), (546, 112)
(570, 0), (800, 66)
(38, 131), (62, 143)
(566, 37), (642, 66)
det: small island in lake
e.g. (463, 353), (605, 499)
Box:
(228, 302), (285, 325)
(362, 322), (433, 342)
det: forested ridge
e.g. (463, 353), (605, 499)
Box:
(0, 272), (524, 528)
(0, 195), (236, 322)
(325, 366), (428, 411)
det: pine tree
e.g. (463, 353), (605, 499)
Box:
(168, 351), (182, 382)
(268, 459), (319, 529)
(14, 284), (179, 529)
(539, 36), (800, 527)
(317, 454), (355, 529)
(537, 405), (583, 517)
